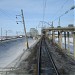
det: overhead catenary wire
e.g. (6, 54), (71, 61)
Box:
(52, 0), (70, 21)
(43, 0), (47, 20)
(53, 5), (75, 22)
(42, 0), (47, 27)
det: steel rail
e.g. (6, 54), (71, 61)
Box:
(38, 40), (42, 75)
(38, 37), (60, 75)
(44, 40), (60, 75)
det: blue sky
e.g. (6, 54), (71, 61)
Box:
(0, 0), (74, 36)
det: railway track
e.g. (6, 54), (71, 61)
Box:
(38, 37), (60, 75)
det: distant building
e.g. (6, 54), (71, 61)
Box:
(26, 32), (31, 37)
(30, 28), (38, 38)
(68, 24), (74, 27)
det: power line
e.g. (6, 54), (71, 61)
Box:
(42, 0), (47, 27)
(52, 0), (70, 21)
(53, 5), (75, 22)
(0, 8), (15, 20)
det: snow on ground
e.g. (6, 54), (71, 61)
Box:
(55, 37), (74, 53)
(0, 38), (37, 68)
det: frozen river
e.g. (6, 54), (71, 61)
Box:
(0, 37), (36, 68)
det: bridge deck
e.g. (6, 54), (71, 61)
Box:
(42, 27), (75, 32)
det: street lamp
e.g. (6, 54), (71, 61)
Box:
(4, 30), (12, 39)
(16, 9), (29, 49)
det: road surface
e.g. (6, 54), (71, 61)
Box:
(0, 37), (36, 68)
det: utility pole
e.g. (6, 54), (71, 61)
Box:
(6, 30), (7, 39)
(58, 18), (60, 26)
(16, 31), (18, 37)
(52, 21), (54, 44)
(1, 28), (2, 40)
(16, 9), (29, 49)
(21, 9), (29, 49)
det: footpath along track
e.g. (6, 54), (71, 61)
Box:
(38, 37), (60, 75)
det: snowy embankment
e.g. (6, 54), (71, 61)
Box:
(0, 38), (37, 68)
(55, 37), (73, 53)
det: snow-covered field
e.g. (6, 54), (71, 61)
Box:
(0, 38), (36, 68)
(55, 37), (74, 53)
